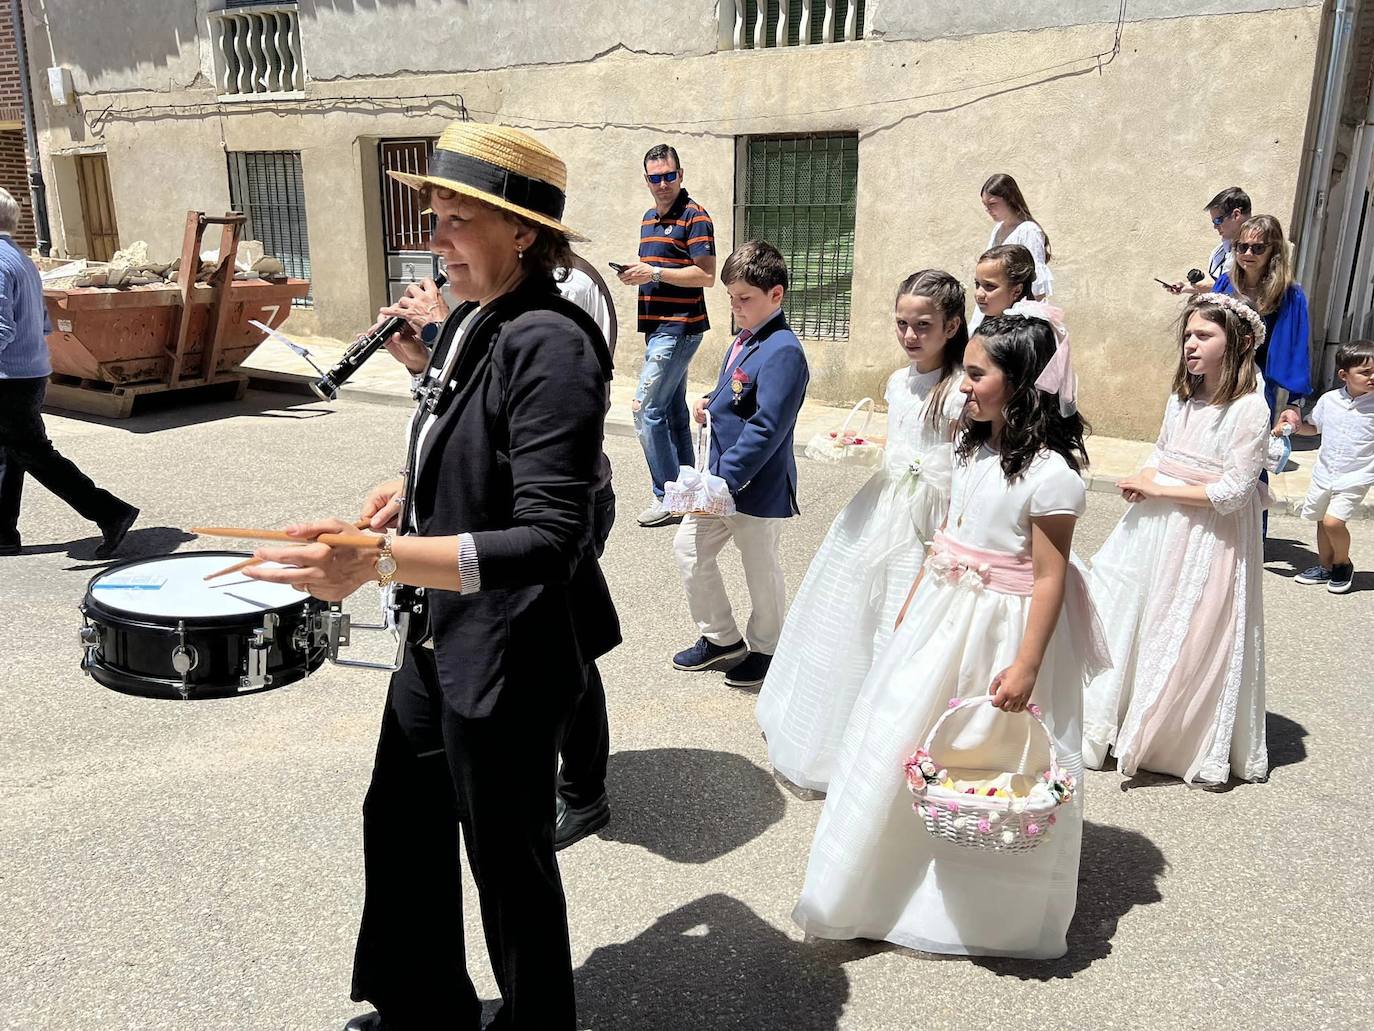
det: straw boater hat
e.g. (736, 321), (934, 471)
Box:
(386, 121), (585, 241)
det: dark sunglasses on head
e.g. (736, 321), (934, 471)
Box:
(646, 171), (681, 185)
(1235, 242), (1271, 255)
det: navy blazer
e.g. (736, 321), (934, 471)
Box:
(705, 310), (809, 518)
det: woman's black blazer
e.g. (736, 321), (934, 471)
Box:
(410, 273), (621, 718)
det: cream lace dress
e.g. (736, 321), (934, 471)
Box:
(1083, 388), (1270, 785)
(757, 367), (964, 792)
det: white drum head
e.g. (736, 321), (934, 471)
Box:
(88, 553), (308, 618)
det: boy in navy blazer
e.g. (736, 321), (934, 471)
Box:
(672, 241), (809, 688)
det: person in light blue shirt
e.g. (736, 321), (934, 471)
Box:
(0, 188), (137, 556)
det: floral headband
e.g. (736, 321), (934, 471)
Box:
(1005, 299), (1078, 417)
(1195, 292), (1267, 350)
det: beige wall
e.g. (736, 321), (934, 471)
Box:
(28, 2), (1323, 440)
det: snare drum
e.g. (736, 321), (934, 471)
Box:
(79, 552), (329, 700)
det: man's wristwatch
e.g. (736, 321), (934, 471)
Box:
(419, 321), (442, 346)
(650, 269), (663, 285)
(375, 533), (398, 587)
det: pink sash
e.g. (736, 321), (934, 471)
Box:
(928, 532), (1113, 675)
(1156, 456), (1273, 510)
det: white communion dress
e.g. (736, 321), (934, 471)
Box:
(1083, 389), (1270, 786)
(756, 366), (965, 792)
(794, 447), (1105, 959)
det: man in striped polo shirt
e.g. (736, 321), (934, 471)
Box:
(618, 144), (716, 527)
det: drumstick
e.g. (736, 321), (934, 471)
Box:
(200, 519), (378, 581)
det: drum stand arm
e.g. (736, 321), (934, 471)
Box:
(324, 605), (410, 672)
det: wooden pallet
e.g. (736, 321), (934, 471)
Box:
(44, 372), (248, 419)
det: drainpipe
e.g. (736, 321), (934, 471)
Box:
(1294, 0), (1358, 292)
(9, 0), (51, 255)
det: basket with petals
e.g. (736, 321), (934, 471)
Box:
(903, 696), (1075, 854)
(804, 397), (885, 468)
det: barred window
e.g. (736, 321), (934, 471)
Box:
(210, 2), (305, 97)
(723, 0), (867, 49)
(227, 151), (312, 308)
(735, 133), (858, 340)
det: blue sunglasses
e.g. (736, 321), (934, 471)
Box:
(646, 171), (681, 185)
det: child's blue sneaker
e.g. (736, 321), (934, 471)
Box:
(1329, 563), (1355, 594)
(1294, 565), (1331, 585)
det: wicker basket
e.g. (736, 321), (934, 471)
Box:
(903, 696), (1075, 854)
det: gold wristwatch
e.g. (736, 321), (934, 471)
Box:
(375, 533), (398, 587)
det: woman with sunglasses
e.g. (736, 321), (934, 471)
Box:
(1213, 214), (1312, 423)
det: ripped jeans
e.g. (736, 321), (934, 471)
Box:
(633, 330), (703, 497)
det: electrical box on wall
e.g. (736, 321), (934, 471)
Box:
(47, 67), (74, 106)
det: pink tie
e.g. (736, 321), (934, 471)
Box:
(727, 329), (752, 371)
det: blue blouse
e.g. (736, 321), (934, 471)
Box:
(1213, 273), (1312, 401)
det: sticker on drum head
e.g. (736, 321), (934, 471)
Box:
(92, 575), (168, 590)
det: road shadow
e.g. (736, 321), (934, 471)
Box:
(45, 388), (334, 434)
(1266, 711), (1308, 774)
(572, 894), (849, 1030)
(1263, 534), (1316, 579)
(601, 749), (784, 863)
(7, 526), (196, 568)
(973, 820), (1167, 980)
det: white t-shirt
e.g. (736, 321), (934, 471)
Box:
(1309, 386), (1374, 490)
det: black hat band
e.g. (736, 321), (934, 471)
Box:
(427, 149), (566, 222)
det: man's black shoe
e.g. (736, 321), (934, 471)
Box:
(343, 1012), (383, 1031)
(724, 651), (772, 689)
(554, 792), (610, 851)
(0, 536), (20, 557)
(95, 505), (139, 559)
(672, 636), (748, 672)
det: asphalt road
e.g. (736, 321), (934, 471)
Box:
(2, 390), (1369, 1030)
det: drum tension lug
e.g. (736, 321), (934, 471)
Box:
(171, 620), (201, 701)
(240, 612), (279, 692)
(78, 604), (99, 676)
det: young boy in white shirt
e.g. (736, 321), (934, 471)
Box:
(1281, 340), (1374, 593)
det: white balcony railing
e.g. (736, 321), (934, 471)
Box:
(719, 0), (863, 51)
(210, 3), (305, 97)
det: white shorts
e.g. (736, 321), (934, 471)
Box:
(1300, 482), (1370, 523)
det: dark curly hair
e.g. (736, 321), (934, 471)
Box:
(956, 314), (1090, 479)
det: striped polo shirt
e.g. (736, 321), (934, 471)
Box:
(637, 190), (715, 335)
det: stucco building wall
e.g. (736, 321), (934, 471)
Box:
(25, 0), (1324, 440)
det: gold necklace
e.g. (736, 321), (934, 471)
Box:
(954, 448), (1000, 528)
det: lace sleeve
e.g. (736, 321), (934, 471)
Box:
(1010, 222), (1052, 298)
(1142, 397), (1175, 470)
(1205, 395), (1270, 515)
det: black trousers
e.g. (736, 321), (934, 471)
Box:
(557, 485), (615, 807)
(351, 645), (577, 1030)
(0, 376), (128, 540)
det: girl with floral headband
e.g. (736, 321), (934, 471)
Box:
(1083, 293), (1270, 788)
(1213, 214), (1311, 423)
(793, 308), (1109, 960)
(758, 270), (968, 794)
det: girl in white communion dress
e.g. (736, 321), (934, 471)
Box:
(757, 270), (968, 793)
(793, 308), (1109, 960)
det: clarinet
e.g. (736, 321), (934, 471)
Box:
(311, 272), (449, 401)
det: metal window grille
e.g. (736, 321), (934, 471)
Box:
(721, 0), (866, 49)
(210, 2), (305, 97)
(735, 134), (858, 340)
(227, 151), (312, 307)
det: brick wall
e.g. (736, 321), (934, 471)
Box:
(0, 4), (24, 116)
(0, 130), (34, 249)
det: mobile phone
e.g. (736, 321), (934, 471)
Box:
(608, 261), (629, 274)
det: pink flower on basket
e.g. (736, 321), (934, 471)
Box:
(947, 800), (960, 813)
(948, 697), (961, 709)
(1048, 813), (1057, 826)
(1026, 822), (1041, 837)
(1027, 703), (1042, 718)
(977, 819), (991, 834)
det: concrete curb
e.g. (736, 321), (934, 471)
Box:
(247, 370), (1373, 520)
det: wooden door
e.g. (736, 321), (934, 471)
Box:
(75, 153), (119, 261)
